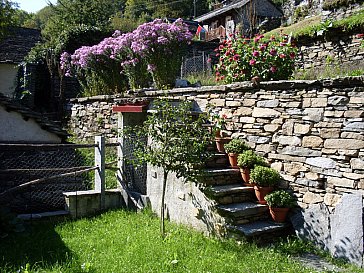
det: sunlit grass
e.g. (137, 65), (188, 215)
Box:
(0, 209), (320, 273)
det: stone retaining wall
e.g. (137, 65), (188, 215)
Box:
(298, 31), (364, 70)
(68, 77), (364, 265)
(68, 77), (364, 209)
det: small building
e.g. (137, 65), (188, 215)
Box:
(0, 93), (67, 143)
(0, 27), (41, 99)
(195, 0), (282, 41)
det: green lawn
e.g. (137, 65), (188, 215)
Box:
(0, 209), (357, 273)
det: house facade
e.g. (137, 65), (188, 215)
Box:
(195, 0), (282, 41)
(0, 93), (67, 143)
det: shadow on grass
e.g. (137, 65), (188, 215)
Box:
(0, 219), (76, 271)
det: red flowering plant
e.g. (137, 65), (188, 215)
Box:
(214, 33), (297, 83)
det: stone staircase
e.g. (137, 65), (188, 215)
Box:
(202, 152), (290, 240)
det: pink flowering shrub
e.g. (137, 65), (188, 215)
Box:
(60, 18), (192, 93)
(214, 34), (297, 83)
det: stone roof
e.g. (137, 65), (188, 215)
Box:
(0, 93), (68, 139)
(0, 27), (41, 64)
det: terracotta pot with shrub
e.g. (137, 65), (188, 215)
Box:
(264, 190), (295, 223)
(250, 165), (280, 204)
(237, 150), (266, 185)
(224, 139), (250, 169)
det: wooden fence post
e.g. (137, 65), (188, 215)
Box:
(95, 135), (105, 210)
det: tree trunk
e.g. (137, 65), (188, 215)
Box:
(160, 170), (168, 237)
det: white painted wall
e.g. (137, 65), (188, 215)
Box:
(0, 64), (18, 97)
(0, 105), (61, 143)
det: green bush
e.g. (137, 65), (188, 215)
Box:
(250, 165), (280, 187)
(237, 150), (266, 169)
(322, 0), (362, 10)
(224, 139), (250, 154)
(265, 190), (296, 208)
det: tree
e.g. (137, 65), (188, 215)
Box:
(22, 6), (55, 30)
(125, 99), (212, 236)
(123, 0), (211, 22)
(0, 0), (17, 40)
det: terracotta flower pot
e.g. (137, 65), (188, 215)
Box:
(215, 137), (230, 153)
(215, 129), (222, 138)
(240, 167), (253, 186)
(269, 207), (290, 223)
(228, 153), (239, 169)
(254, 185), (274, 204)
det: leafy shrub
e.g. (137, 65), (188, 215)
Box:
(265, 190), (296, 208)
(250, 165), (280, 187)
(224, 139), (250, 154)
(237, 150), (266, 169)
(214, 34), (297, 83)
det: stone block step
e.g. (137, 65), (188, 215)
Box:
(227, 220), (288, 237)
(216, 202), (268, 219)
(205, 184), (256, 205)
(201, 168), (242, 186)
(208, 184), (254, 197)
(205, 153), (229, 168)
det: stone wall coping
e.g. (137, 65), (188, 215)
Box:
(63, 189), (121, 197)
(68, 76), (364, 104)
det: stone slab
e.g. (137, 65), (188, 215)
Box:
(330, 194), (363, 267)
(227, 220), (287, 237)
(209, 184), (254, 197)
(217, 202), (268, 218)
(291, 204), (332, 251)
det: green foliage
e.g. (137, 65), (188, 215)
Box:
(293, 6), (309, 22)
(0, 209), (324, 273)
(322, 0), (362, 10)
(0, 0), (17, 40)
(333, 9), (364, 31)
(22, 6), (54, 29)
(126, 99), (212, 180)
(124, 99), (212, 235)
(265, 190), (296, 208)
(185, 72), (222, 86)
(250, 165), (281, 187)
(266, 10), (364, 41)
(237, 150), (266, 169)
(224, 138), (250, 154)
(123, 0), (210, 21)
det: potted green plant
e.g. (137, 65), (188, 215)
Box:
(250, 165), (280, 204)
(237, 150), (266, 185)
(224, 139), (250, 169)
(265, 190), (295, 223)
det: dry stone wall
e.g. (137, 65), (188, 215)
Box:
(67, 77), (364, 265)
(68, 77), (364, 208)
(298, 31), (364, 70)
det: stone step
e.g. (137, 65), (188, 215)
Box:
(216, 202), (268, 219)
(201, 168), (242, 186)
(205, 184), (256, 205)
(205, 153), (229, 168)
(226, 220), (289, 238)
